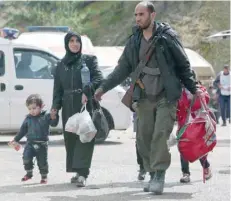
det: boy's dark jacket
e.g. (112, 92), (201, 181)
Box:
(14, 111), (59, 142)
(100, 22), (197, 103)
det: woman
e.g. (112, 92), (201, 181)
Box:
(51, 31), (103, 187)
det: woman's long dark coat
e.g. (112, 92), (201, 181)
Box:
(52, 54), (103, 173)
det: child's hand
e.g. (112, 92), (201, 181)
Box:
(8, 140), (21, 151)
(8, 140), (15, 145)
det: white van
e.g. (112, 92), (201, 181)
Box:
(0, 37), (132, 142)
(17, 26), (95, 57)
(94, 46), (216, 86)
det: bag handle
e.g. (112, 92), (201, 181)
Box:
(80, 104), (86, 113)
(185, 95), (196, 124)
(199, 96), (217, 123)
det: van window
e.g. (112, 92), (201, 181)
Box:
(0, 51), (5, 76)
(13, 49), (58, 79)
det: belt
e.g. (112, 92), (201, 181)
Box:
(64, 89), (82, 94)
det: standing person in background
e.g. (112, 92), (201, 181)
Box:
(213, 65), (230, 126)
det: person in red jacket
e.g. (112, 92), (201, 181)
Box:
(177, 71), (212, 183)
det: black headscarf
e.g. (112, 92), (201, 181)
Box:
(62, 31), (82, 65)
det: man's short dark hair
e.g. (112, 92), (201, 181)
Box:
(26, 94), (43, 107)
(139, 1), (155, 13)
(146, 2), (155, 13)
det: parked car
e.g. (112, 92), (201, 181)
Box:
(94, 46), (131, 89)
(16, 27), (132, 131)
(0, 36), (132, 142)
(206, 30), (231, 41)
(17, 26), (95, 57)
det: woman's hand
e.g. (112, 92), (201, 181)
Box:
(82, 93), (88, 105)
(50, 109), (57, 120)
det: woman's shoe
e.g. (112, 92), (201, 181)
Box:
(71, 173), (79, 183)
(76, 176), (86, 187)
(138, 168), (146, 181)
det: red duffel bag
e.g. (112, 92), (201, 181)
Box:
(176, 97), (217, 163)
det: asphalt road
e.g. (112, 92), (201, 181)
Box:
(0, 124), (230, 201)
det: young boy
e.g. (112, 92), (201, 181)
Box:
(10, 94), (59, 184)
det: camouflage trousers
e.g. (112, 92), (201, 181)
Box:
(136, 97), (176, 172)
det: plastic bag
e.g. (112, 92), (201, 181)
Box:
(65, 113), (81, 133)
(77, 105), (97, 143)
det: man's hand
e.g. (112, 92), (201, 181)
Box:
(81, 93), (88, 105)
(94, 88), (104, 101)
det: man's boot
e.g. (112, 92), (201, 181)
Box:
(149, 170), (166, 195)
(143, 172), (154, 192)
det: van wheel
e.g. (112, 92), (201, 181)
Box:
(95, 108), (114, 143)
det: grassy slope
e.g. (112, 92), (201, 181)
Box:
(81, 1), (230, 73)
(0, 1), (230, 73)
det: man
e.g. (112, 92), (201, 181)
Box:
(16, 52), (34, 79)
(95, 2), (201, 195)
(213, 65), (230, 126)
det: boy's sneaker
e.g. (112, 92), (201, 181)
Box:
(21, 174), (33, 182)
(180, 173), (190, 183)
(138, 168), (146, 181)
(76, 176), (86, 187)
(40, 178), (47, 184)
(40, 175), (47, 184)
(204, 168), (212, 180)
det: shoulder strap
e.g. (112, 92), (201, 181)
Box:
(131, 36), (159, 85)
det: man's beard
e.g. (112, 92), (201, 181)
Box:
(141, 19), (152, 30)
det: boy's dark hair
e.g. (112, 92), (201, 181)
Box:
(26, 94), (43, 107)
